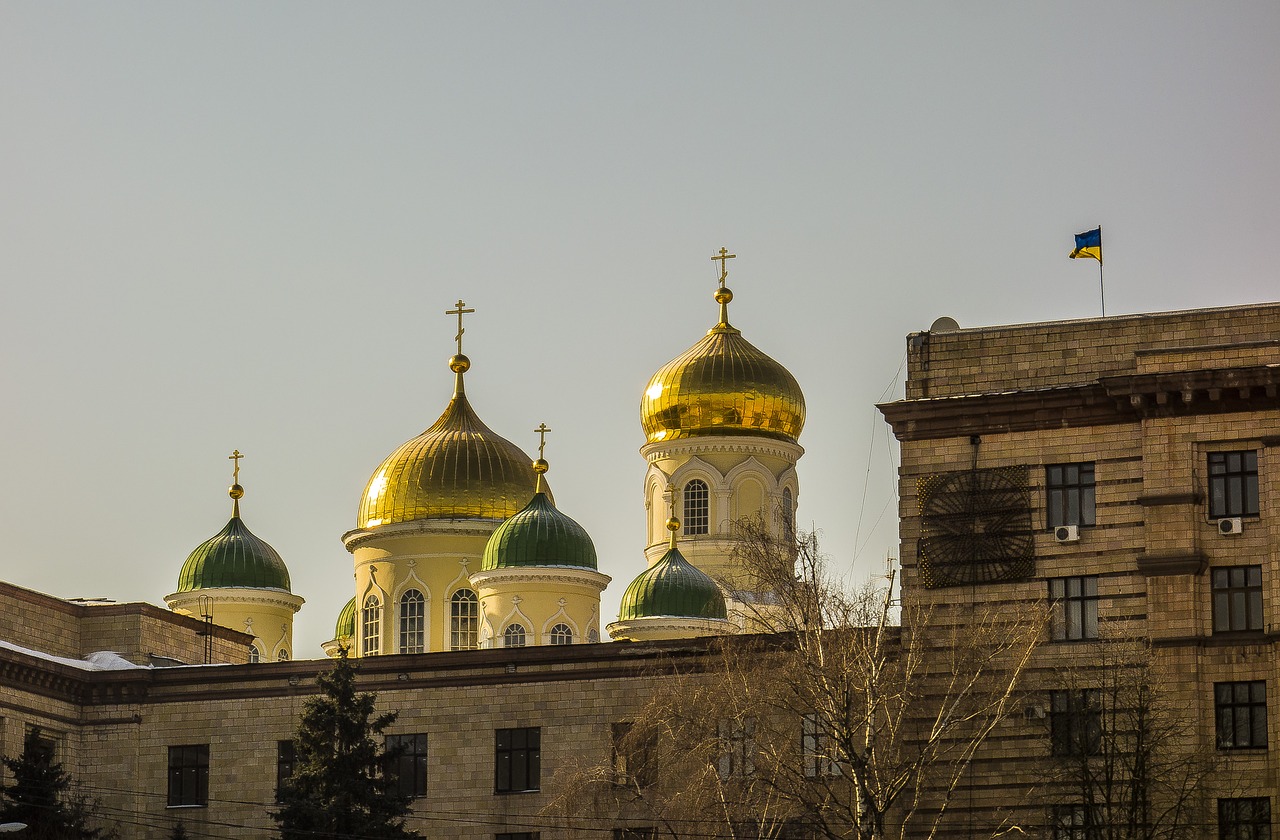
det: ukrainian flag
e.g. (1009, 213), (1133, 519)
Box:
(1069, 227), (1102, 263)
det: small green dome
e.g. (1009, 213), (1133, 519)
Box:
(481, 492), (597, 571)
(176, 514), (292, 592)
(335, 597), (356, 639)
(617, 546), (727, 621)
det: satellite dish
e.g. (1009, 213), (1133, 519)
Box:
(930, 316), (960, 332)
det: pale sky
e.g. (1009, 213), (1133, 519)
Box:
(3, 3), (1278, 655)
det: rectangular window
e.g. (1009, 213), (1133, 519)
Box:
(717, 717), (755, 779)
(611, 722), (655, 788)
(1213, 567), (1264, 633)
(1047, 463), (1096, 529)
(1209, 451), (1259, 519)
(1051, 804), (1095, 840)
(802, 713), (837, 778)
(167, 744), (209, 807)
(1216, 682), (1268, 750)
(495, 727), (540, 793)
(276, 740), (296, 803)
(614, 830), (657, 840)
(1049, 576), (1099, 641)
(1219, 797), (1271, 840)
(386, 733), (428, 797)
(1050, 690), (1100, 757)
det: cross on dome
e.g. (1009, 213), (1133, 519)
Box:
(446, 299), (475, 356)
(533, 423), (552, 460)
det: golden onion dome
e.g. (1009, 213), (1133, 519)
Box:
(357, 354), (542, 528)
(640, 283), (805, 444)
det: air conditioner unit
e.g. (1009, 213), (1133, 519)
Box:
(1054, 525), (1080, 543)
(1219, 517), (1244, 535)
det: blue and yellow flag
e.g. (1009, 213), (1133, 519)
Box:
(1069, 227), (1102, 264)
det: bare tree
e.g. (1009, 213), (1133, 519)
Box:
(1038, 636), (1215, 840)
(547, 521), (1043, 840)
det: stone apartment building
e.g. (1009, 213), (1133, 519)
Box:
(880, 301), (1280, 837)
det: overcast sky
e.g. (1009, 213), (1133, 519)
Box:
(3, 2), (1277, 655)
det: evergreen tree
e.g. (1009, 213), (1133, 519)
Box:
(274, 648), (418, 839)
(168, 819), (189, 840)
(0, 727), (111, 839)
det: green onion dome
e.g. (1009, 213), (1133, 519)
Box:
(617, 546), (727, 621)
(335, 596), (356, 639)
(481, 492), (598, 571)
(176, 509), (292, 593)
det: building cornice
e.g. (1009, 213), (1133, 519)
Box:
(640, 435), (804, 463)
(165, 588), (305, 613)
(606, 616), (733, 641)
(469, 567), (612, 591)
(343, 518), (502, 551)
(880, 364), (1280, 441)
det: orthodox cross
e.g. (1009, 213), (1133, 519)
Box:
(446, 299), (475, 355)
(228, 449), (243, 483)
(711, 247), (736, 288)
(533, 423), (552, 459)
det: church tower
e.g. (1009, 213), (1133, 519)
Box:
(341, 301), (541, 655)
(636, 249), (805, 626)
(470, 427), (610, 646)
(166, 451), (304, 661)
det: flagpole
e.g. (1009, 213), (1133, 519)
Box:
(1098, 224), (1106, 317)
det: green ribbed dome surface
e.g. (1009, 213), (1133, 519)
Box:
(618, 547), (727, 620)
(176, 514), (292, 592)
(481, 492), (598, 570)
(335, 597), (356, 638)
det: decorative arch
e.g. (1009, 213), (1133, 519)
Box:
(496, 599), (534, 648)
(360, 593), (383, 656)
(502, 623), (528, 648)
(683, 478), (711, 535)
(541, 605), (579, 643)
(734, 476), (766, 523)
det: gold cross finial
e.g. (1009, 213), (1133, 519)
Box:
(445, 299), (475, 355)
(229, 450), (243, 484)
(665, 482), (680, 548)
(534, 423), (552, 460)
(712, 247), (736, 288)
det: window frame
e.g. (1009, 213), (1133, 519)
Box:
(276, 740), (296, 803)
(450, 588), (479, 651)
(1215, 681), (1268, 750)
(717, 717), (755, 779)
(1212, 566), (1264, 634)
(361, 594), (382, 656)
(167, 744), (210, 808)
(1219, 797), (1271, 840)
(385, 733), (428, 798)
(683, 479), (710, 536)
(502, 624), (527, 648)
(548, 623), (574, 645)
(495, 727), (541, 794)
(802, 712), (837, 779)
(1049, 689), (1101, 757)
(611, 721), (656, 788)
(399, 589), (426, 654)
(1209, 450), (1260, 519)
(1048, 576), (1100, 641)
(1046, 462), (1096, 529)
(1050, 803), (1097, 840)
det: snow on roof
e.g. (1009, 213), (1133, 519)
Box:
(0, 640), (146, 671)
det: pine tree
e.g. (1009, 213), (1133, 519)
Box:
(274, 648), (418, 839)
(0, 727), (111, 839)
(168, 819), (189, 840)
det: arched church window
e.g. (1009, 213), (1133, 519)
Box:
(277, 649), (290, 662)
(399, 589), (425, 654)
(549, 624), (574, 645)
(782, 487), (795, 542)
(684, 479), (709, 535)
(450, 589), (479, 651)
(362, 594), (382, 656)
(503, 624), (527, 648)
(248, 644), (261, 664)
(587, 628), (600, 643)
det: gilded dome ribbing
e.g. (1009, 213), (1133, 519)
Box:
(617, 545), (727, 621)
(640, 284), (805, 444)
(481, 492), (598, 571)
(358, 363), (542, 528)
